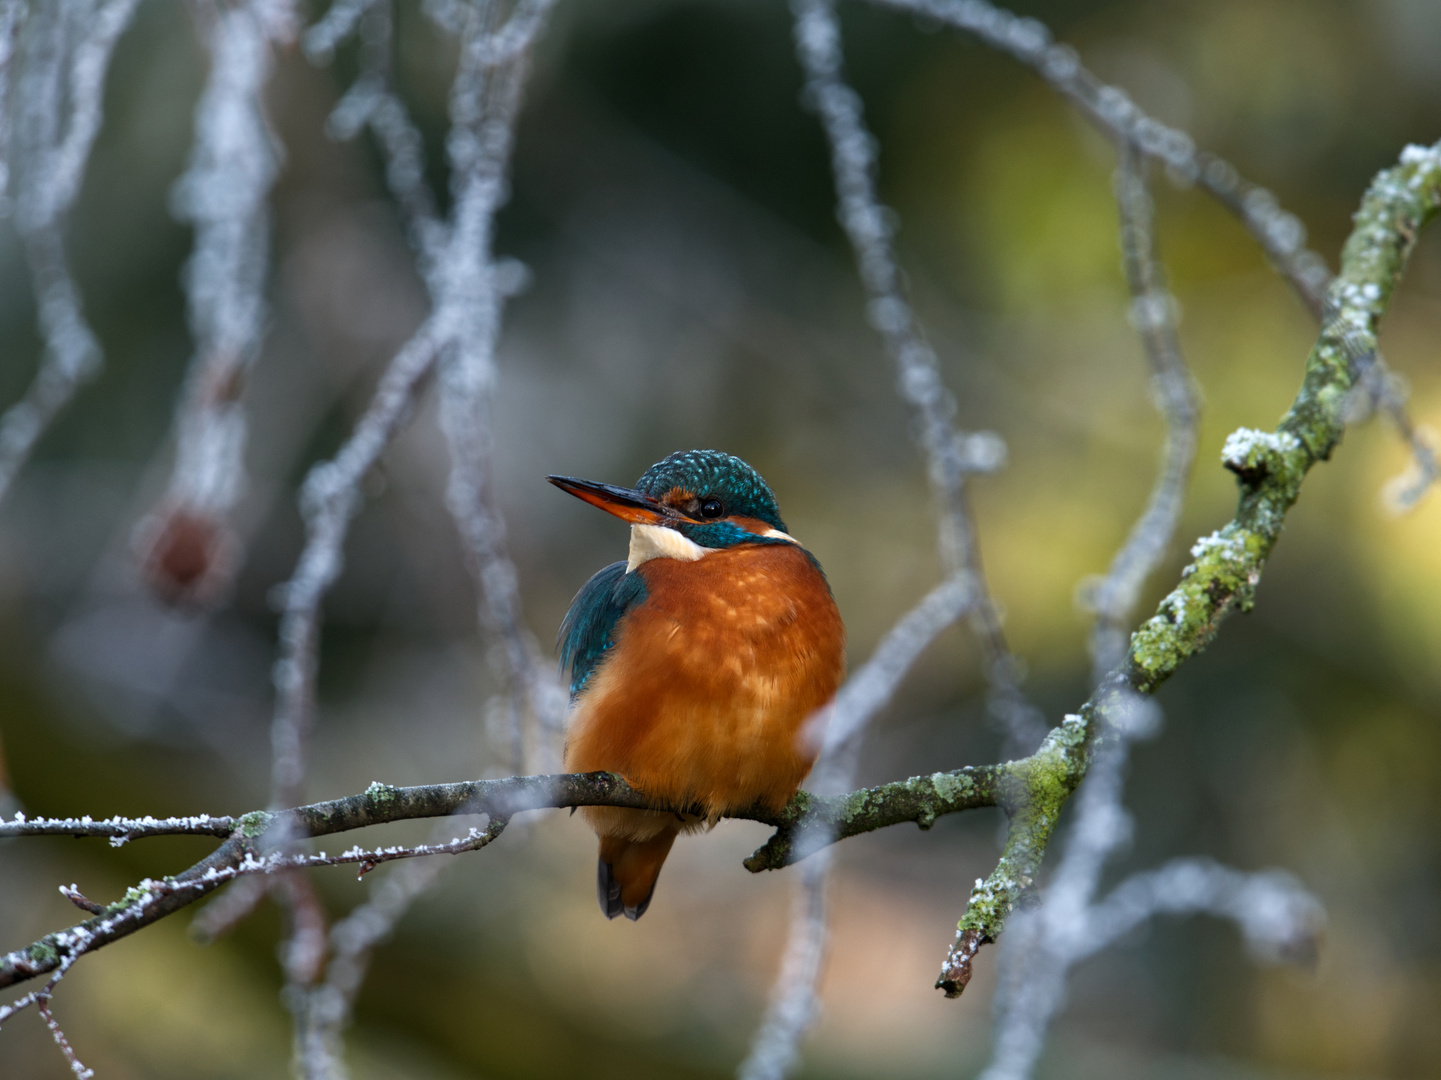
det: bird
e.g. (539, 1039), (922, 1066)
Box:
(548, 449), (846, 920)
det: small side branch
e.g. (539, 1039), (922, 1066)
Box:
(0, 811), (236, 842)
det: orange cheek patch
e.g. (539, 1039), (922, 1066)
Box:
(730, 515), (788, 536)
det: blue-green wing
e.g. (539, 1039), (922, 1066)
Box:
(558, 561), (648, 700)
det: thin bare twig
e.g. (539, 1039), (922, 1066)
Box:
(0, 810), (235, 842)
(864, 0), (1328, 308)
(139, 0), (295, 605)
(432, 0), (569, 775)
(792, 0), (1046, 761)
(864, 0), (1436, 504)
(0, 0), (24, 209)
(36, 997), (93, 1078)
(1081, 144), (1201, 675)
(0, 0), (141, 505)
(312, 0), (444, 266)
(269, 316), (445, 810)
(273, 3), (560, 1072)
(739, 578), (974, 1079)
(287, 810), (505, 1079)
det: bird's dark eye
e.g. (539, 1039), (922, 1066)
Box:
(700, 497), (724, 519)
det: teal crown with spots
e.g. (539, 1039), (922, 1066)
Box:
(636, 450), (787, 533)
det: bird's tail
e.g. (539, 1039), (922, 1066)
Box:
(597, 827), (678, 921)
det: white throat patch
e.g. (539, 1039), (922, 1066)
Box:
(627, 524), (710, 572)
(625, 522), (800, 573)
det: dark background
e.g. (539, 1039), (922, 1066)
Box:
(2, 0), (1441, 1077)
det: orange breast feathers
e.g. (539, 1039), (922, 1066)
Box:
(564, 541), (846, 821)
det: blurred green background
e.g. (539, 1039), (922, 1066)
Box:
(3, 0), (1441, 1077)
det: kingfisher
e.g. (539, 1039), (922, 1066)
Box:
(548, 450), (846, 920)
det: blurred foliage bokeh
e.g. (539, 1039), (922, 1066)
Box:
(3, 0), (1441, 1077)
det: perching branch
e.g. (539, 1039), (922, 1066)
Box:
(0, 765), (1004, 993)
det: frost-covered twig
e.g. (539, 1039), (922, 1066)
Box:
(1085, 857), (1323, 962)
(301, 0), (377, 57)
(0, 0), (24, 209)
(1, 921), (91, 1078)
(864, 0), (1328, 311)
(311, 0), (444, 266)
(865, 0), (1436, 504)
(1329, 294), (1441, 511)
(37, 995), (93, 1079)
(139, 0), (295, 605)
(261, 309), (449, 1040)
(739, 578), (974, 1080)
(0, 0), (140, 505)
(312, 0), (568, 778)
(273, 0), (559, 806)
(1082, 145), (1200, 675)
(269, 317), (446, 811)
(792, 0), (1046, 757)
(440, 336), (571, 772)
(2, 806), (513, 1052)
(288, 809), (504, 1080)
(270, 5), (559, 1070)
(739, 855), (829, 1080)
(431, 0), (568, 774)
(0, 810), (236, 842)
(975, 145), (1202, 1074)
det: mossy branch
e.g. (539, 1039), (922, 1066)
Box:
(936, 141), (1441, 997)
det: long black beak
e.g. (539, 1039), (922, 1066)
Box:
(546, 475), (688, 526)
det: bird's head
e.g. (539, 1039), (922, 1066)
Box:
(548, 449), (798, 570)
